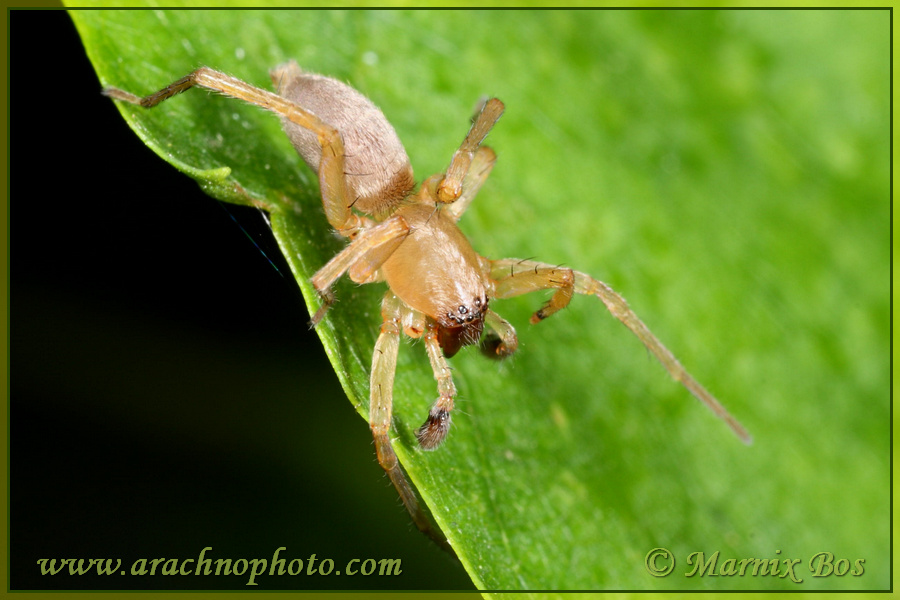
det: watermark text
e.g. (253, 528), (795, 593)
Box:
(37, 547), (401, 586)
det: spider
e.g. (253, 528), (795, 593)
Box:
(104, 61), (751, 552)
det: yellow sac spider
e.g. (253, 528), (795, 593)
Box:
(105, 61), (751, 553)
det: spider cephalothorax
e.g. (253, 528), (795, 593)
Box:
(105, 61), (750, 553)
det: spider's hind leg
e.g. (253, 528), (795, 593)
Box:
(104, 65), (366, 235)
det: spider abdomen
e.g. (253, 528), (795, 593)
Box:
(272, 61), (415, 217)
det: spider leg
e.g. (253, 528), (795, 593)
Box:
(437, 98), (505, 204)
(492, 260), (577, 324)
(104, 67), (364, 235)
(443, 146), (497, 223)
(371, 293), (453, 554)
(489, 258), (752, 445)
(416, 321), (459, 449)
(308, 216), (410, 325)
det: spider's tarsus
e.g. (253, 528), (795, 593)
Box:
(309, 308), (328, 328)
(530, 307), (549, 324)
(102, 86), (143, 105)
(415, 407), (451, 450)
(308, 290), (336, 328)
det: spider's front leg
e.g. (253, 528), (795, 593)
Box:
(416, 321), (459, 449)
(370, 293), (454, 553)
(489, 258), (752, 444)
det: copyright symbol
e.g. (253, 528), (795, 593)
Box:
(645, 547), (675, 577)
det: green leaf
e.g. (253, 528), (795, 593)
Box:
(68, 9), (889, 590)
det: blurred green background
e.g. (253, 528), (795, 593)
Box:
(13, 8), (888, 591)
